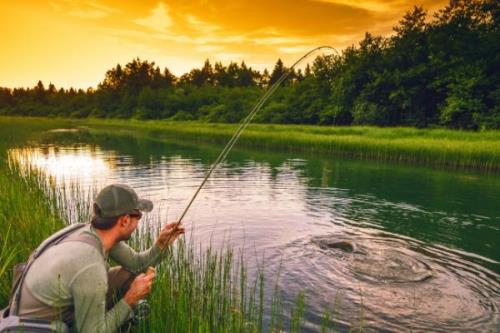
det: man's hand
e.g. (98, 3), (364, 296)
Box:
(124, 273), (155, 306)
(156, 222), (185, 250)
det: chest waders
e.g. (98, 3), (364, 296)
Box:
(0, 223), (101, 333)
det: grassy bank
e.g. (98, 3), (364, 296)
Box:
(0, 117), (75, 304)
(2, 116), (499, 171)
(84, 119), (500, 172)
(0, 117), (352, 332)
(0, 167), (66, 302)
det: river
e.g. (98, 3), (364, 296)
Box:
(9, 128), (500, 332)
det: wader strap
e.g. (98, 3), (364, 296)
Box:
(59, 233), (103, 257)
(9, 223), (90, 316)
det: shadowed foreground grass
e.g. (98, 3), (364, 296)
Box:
(0, 117), (73, 303)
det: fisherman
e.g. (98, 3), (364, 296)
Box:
(13, 184), (185, 332)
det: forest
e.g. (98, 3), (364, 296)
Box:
(0, 0), (498, 129)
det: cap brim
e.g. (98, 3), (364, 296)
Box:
(136, 199), (153, 213)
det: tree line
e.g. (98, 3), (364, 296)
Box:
(0, 0), (498, 129)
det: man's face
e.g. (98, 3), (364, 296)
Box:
(119, 210), (142, 241)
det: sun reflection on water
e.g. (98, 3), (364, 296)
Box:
(9, 146), (114, 183)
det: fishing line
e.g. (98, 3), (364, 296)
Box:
(175, 46), (337, 227)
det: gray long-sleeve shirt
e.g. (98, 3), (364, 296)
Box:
(18, 224), (164, 333)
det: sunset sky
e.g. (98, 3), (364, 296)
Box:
(1, 0), (447, 89)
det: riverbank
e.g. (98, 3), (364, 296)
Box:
(87, 118), (500, 172)
(0, 117), (76, 303)
(2, 116), (500, 172)
(0, 118), (70, 303)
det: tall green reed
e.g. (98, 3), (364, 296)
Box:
(0, 164), (66, 304)
(129, 217), (312, 333)
(0, 159), (321, 332)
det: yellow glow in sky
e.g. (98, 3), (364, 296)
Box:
(1, 0), (446, 89)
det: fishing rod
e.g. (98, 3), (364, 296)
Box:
(174, 46), (337, 228)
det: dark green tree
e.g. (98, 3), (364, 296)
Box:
(269, 59), (287, 85)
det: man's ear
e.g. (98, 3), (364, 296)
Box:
(118, 215), (129, 227)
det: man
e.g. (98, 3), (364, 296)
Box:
(16, 184), (185, 332)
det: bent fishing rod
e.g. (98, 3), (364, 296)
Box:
(173, 46), (337, 228)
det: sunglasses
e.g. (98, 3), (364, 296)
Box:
(128, 210), (143, 220)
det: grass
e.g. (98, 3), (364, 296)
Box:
(0, 165), (66, 303)
(0, 118), (75, 301)
(0, 170), (328, 332)
(0, 117), (361, 332)
(2, 116), (499, 172)
(83, 119), (500, 172)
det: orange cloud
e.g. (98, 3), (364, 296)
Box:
(1, 0), (448, 88)
(133, 2), (173, 33)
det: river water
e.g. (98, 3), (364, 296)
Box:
(9, 129), (500, 332)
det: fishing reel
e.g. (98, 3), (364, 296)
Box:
(131, 299), (151, 325)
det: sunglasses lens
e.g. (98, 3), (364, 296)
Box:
(130, 210), (142, 219)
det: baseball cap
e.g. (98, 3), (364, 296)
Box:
(94, 184), (153, 218)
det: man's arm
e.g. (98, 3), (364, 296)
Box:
(109, 222), (185, 274)
(71, 263), (131, 333)
(109, 241), (162, 274)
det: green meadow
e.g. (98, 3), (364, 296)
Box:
(85, 118), (500, 172)
(4, 116), (500, 171)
